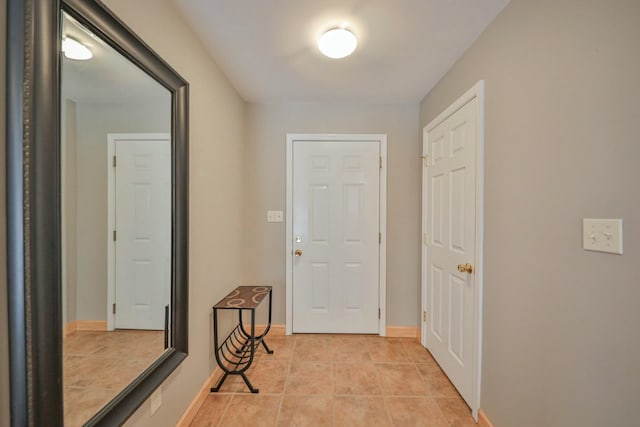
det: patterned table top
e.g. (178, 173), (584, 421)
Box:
(213, 286), (272, 309)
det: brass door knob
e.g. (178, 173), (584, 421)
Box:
(294, 249), (303, 257)
(457, 263), (473, 274)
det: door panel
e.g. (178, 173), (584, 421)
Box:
(449, 273), (465, 363)
(292, 140), (380, 333)
(311, 263), (330, 311)
(431, 265), (443, 340)
(424, 98), (477, 405)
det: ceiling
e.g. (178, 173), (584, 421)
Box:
(62, 12), (170, 106)
(172, 0), (510, 104)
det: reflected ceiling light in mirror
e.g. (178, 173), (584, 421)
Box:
(318, 28), (357, 59)
(62, 37), (93, 60)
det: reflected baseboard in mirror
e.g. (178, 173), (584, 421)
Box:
(64, 320), (107, 336)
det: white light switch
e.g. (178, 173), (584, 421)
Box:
(583, 218), (623, 254)
(267, 210), (283, 222)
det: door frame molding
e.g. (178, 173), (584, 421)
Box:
(106, 133), (171, 331)
(421, 80), (485, 420)
(285, 133), (387, 336)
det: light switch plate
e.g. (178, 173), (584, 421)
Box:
(583, 218), (623, 254)
(267, 210), (283, 222)
(150, 388), (162, 415)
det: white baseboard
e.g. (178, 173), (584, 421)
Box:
(386, 326), (420, 338)
(259, 324), (419, 338)
(64, 320), (107, 336)
(478, 409), (495, 427)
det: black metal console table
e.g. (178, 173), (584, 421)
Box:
(211, 286), (273, 394)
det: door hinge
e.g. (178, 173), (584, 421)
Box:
(379, 156), (382, 169)
(113, 155), (117, 167)
(113, 303), (116, 314)
(421, 154), (429, 166)
(423, 311), (427, 322)
(378, 308), (381, 319)
(379, 232), (382, 244)
(113, 230), (117, 241)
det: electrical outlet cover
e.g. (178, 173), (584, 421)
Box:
(267, 210), (283, 222)
(150, 388), (162, 415)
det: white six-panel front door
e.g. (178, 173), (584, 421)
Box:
(424, 98), (477, 406)
(292, 140), (380, 333)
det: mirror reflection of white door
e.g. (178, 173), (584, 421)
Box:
(290, 137), (383, 334)
(108, 134), (171, 330)
(422, 82), (484, 418)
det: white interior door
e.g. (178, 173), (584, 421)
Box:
(291, 139), (381, 333)
(423, 96), (479, 407)
(113, 135), (171, 330)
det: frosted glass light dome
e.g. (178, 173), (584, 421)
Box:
(318, 28), (357, 59)
(62, 37), (93, 60)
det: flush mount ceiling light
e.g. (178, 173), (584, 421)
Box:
(318, 28), (357, 59)
(62, 37), (93, 60)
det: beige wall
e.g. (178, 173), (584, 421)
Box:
(419, 0), (640, 425)
(100, 0), (246, 425)
(74, 101), (170, 321)
(0, 0), (9, 423)
(244, 102), (420, 326)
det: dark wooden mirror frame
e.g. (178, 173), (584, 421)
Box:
(6, 0), (189, 425)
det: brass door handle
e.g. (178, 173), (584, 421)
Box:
(294, 249), (303, 257)
(457, 263), (473, 274)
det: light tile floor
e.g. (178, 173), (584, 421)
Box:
(63, 329), (165, 426)
(191, 334), (476, 427)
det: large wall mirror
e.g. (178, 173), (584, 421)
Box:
(6, 0), (189, 426)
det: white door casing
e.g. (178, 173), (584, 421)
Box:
(286, 134), (387, 335)
(421, 81), (484, 420)
(107, 133), (171, 331)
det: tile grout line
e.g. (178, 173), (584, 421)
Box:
(213, 394), (232, 427)
(331, 340), (336, 427)
(405, 340), (458, 427)
(331, 381), (336, 427)
(274, 333), (297, 425)
(368, 340), (395, 426)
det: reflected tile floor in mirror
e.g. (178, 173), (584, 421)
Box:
(191, 334), (476, 427)
(63, 330), (165, 426)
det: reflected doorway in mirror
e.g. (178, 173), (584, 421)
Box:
(107, 133), (172, 332)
